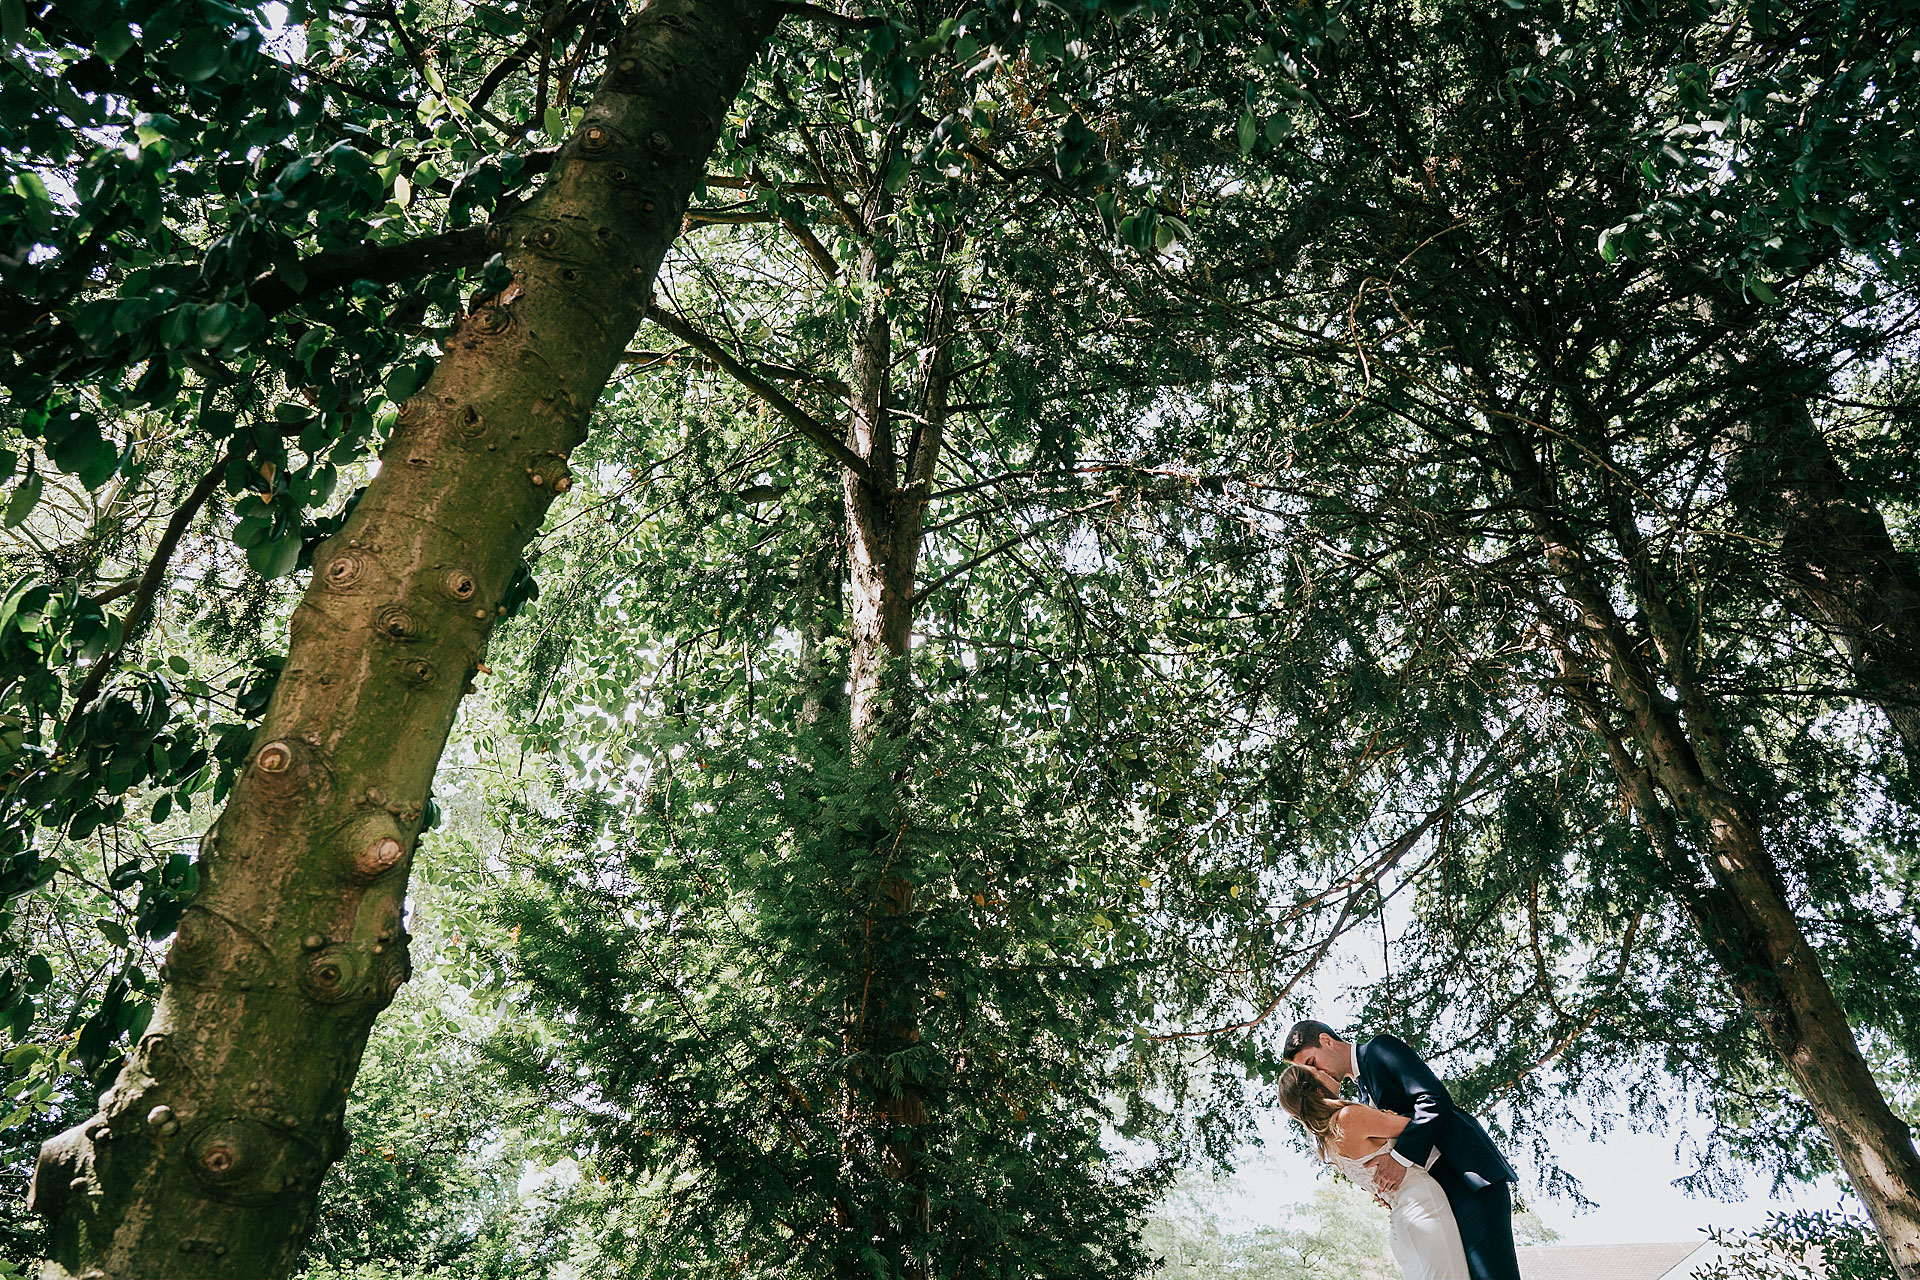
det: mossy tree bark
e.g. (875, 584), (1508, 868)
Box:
(29, 2), (779, 1275)
(1502, 427), (1920, 1280)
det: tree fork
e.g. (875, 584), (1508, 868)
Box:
(30, 2), (780, 1275)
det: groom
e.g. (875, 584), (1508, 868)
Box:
(1285, 1020), (1521, 1280)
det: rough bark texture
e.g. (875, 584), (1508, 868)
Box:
(1504, 430), (1920, 1280)
(1742, 395), (1920, 771)
(843, 246), (921, 746)
(31, 4), (778, 1275)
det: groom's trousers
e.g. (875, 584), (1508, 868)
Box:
(1432, 1168), (1520, 1280)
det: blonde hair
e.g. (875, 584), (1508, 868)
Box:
(1278, 1064), (1345, 1155)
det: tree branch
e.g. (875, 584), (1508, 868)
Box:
(645, 308), (873, 482)
(704, 173), (843, 197)
(777, 1), (883, 28)
(63, 449), (242, 738)
(913, 497), (1116, 603)
(686, 208), (781, 225)
(251, 226), (493, 318)
(778, 211), (841, 279)
(297, 65), (412, 113)
(622, 347), (849, 394)
(770, 75), (872, 239)
(470, 27), (543, 112)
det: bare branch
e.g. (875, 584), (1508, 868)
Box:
(471, 26), (543, 112)
(686, 208), (781, 226)
(252, 226), (492, 318)
(914, 497), (1117, 603)
(777, 1), (883, 28)
(778, 211), (841, 280)
(646, 308), (873, 482)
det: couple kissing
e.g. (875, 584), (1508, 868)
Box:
(1280, 1020), (1521, 1280)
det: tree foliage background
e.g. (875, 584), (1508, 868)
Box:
(3, 0), (1920, 1274)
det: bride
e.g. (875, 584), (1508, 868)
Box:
(1280, 1063), (1470, 1280)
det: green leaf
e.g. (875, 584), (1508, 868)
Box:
(247, 534), (301, 579)
(196, 303), (239, 348)
(96, 917), (130, 948)
(1093, 190), (1118, 231)
(94, 21), (136, 62)
(47, 424), (116, 489)
(167, 29), (225, 82)
(232, 514), (273, 548)
(384, 363), (421, 401)
(2, 471), (41, 528)
(9, 172), (54, 239)
(157, 305), (197, 348)
(294, 327), (329, 368)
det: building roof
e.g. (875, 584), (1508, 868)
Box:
(1516, 1241), (1709, 1280)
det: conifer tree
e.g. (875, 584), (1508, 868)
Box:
(1157, 2), (1920, 1270)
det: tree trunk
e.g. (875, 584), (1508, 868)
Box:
(30, 4), (778, 1275)
(1506, 429), (1920, 1280)
(1740, 393), (1920, 770)
(843, 241), (921, 746)
(834, 225), (953, 1276)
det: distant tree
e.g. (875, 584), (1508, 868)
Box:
(1142, 1164), (1395, 1280)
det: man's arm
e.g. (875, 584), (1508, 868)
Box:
(1366, 1034), (1450, 1171)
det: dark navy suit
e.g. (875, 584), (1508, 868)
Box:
(1356, 1033), (1520, 1280)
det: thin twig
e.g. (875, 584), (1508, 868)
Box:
(646, 308), (873, 481)
(62, 449), (241, 737)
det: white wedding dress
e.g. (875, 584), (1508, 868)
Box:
(1328, 1140), (1470, 1280)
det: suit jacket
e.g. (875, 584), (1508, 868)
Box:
(1356, 1033), (1517, 1191)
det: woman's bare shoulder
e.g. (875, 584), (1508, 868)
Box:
(1326, 1104), (1369, 1154)
(1328, 1102), (1397, 1155)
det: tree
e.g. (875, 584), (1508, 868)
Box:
(1142, 1168), (1396, 1280)
(4, 0), (1241, 1270)
(8, 0), (1919, 1274)
(1143, 1), (1920, 1269)
(482, 18), (1270, 1268)
(7, 0), (786, 1271)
